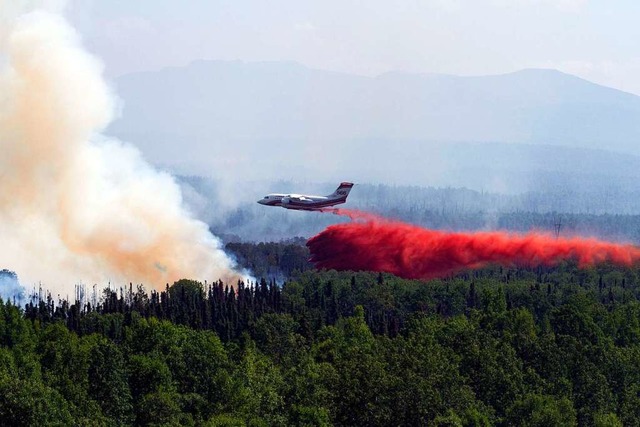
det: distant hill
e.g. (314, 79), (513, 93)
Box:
(108, 61), (640, 191)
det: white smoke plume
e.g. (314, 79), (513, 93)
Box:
(0, 2), (245, 295)
(0, 269), (24, 305)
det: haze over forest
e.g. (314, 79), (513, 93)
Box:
(101, 60), (640, 244)
(5, 2), (640, 291)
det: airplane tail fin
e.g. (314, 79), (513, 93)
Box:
(330, 182), (354, 199)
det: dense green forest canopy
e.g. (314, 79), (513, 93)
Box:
(2, 246), (640, 425)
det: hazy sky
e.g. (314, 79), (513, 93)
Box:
(65, 1), (640, 95)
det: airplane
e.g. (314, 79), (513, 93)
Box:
(257, 182), (354, 211)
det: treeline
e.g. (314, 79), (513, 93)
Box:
(225, 239), (312, 280)
(3, 261), (640, 425)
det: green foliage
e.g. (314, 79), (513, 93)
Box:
(0, 372), (73, 426)
(7, 261), (640, 424)
(506, 393), (577, 426)
(288, 405), (331, 427)
(252, 313), (305, 365)
(164, 328), (234, 419)
(594, 412), (624, 427)
(87, 337), (134, 423)
(137, 390), (183, 427)
(233, 341), (287, 426)
(204, 414), (247, 427)
(128, 354), (173, 400)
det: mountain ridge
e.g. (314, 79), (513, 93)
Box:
(107, 60), (640, 189)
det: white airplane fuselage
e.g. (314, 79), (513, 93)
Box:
(257, 182), (353, 211)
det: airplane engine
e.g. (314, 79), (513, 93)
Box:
(281, 197), (291, 205)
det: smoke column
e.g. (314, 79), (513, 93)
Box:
(308, 209), (640, 279)
(0, 2), (244, 294)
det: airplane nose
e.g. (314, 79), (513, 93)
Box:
(257, 199), (266, 205)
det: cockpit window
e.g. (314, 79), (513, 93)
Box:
(264, 196), (269, 199)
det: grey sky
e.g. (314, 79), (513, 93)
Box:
(66, 1), (640, 95)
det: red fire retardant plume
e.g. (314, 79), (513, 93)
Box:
(308, 210), (640, 279)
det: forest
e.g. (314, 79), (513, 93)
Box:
(2, 242), (640, 426)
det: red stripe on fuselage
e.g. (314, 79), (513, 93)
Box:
(285, 197), (346, 209)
